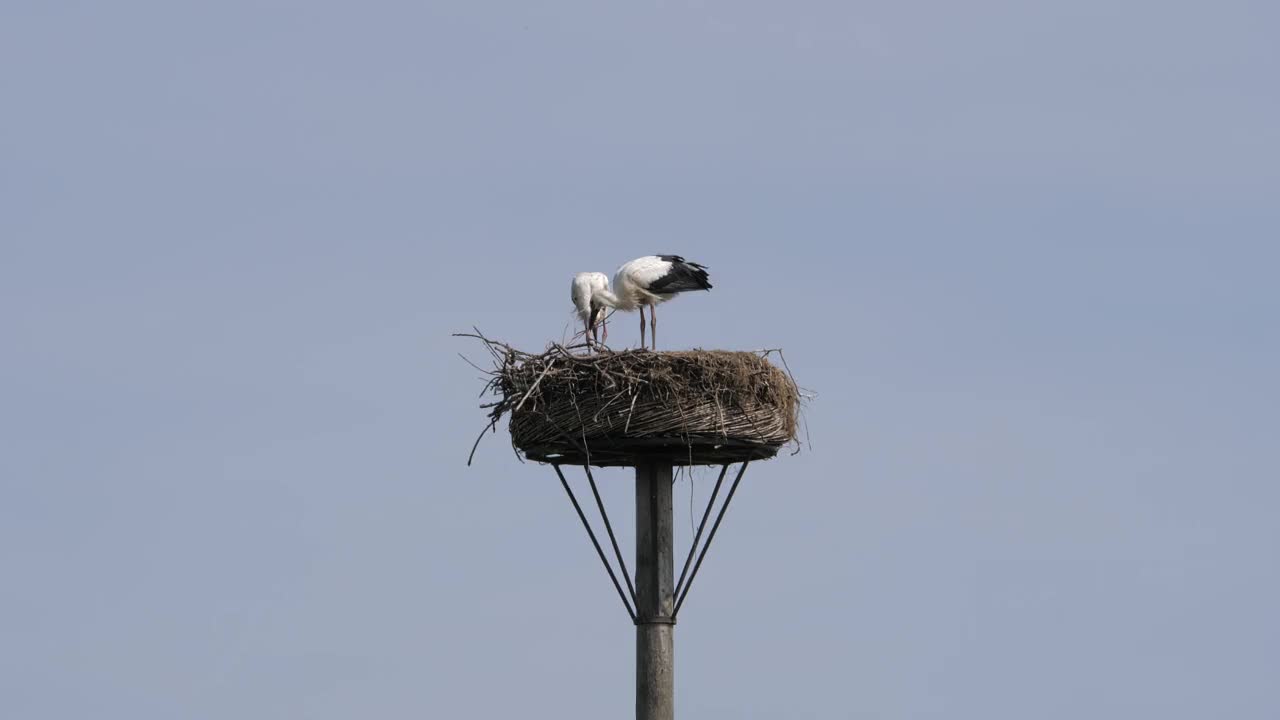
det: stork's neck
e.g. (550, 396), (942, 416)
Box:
(592, 287), (635, 311)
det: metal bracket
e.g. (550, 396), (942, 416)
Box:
(553, 464), (637, 623)
(672, 461), (750, 620)
(551, 457), (753, 626)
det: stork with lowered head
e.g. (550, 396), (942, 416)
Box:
(571, 271), (610, 348)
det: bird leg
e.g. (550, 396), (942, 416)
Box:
(584, 317), (594, 350)
(649, 304), (657, 350)
(639, 306), (646, 350)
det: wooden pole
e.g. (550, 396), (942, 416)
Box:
(635, 461), (675, 720)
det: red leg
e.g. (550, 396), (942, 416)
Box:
(649, 304), (657, 350)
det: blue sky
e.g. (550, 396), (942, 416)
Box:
(2, 2), (1277, 718)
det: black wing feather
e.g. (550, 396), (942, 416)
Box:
(649, 256), (713, 293)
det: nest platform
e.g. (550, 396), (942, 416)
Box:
(467, 340), (800, 467)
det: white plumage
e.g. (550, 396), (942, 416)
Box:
(591, 255), (712, 350)
(570, 271), (610, 346)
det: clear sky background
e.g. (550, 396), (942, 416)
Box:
(3, 2), (1277, 718)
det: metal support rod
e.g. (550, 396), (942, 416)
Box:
(553, 464), (637, 624)
(635, 461), (675, 720)
(584, 464), (638, 607)
(672, 460), (749, 619)
(673, 464), (729, 600)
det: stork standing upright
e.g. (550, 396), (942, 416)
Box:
(591, 255), (712, 350)
(570, 271), (610, 348)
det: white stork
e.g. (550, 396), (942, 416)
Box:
(591, 255), (712, 350)
(570, 271), (610, 347)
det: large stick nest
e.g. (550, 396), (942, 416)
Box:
(460, 333), (803, 467)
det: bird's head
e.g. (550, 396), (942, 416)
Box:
(591, 304), (609, 341)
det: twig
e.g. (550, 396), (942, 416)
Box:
(513, 358), (556, 413)
(466, 419), (497, 466)
(623, 392), (640, 433)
